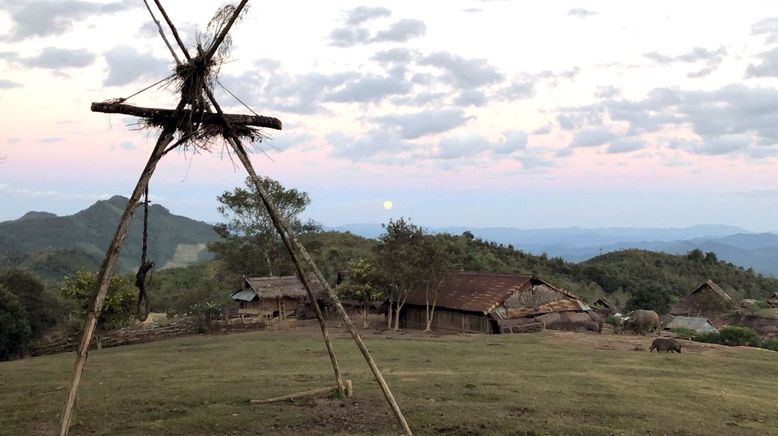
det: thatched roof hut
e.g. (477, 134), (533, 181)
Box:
(670, 280), (733, 316)
(232, 276), (324, 319)
(400, 272), (596, 334)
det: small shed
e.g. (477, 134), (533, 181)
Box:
(671, 280), (733, 316)
(231, 276), (324, 319)
(767, 292), (778, 307)
(665, 316), (718, 334)
(399, 272), (597, 334)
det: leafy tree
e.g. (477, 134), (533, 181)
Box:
(0, 285), (33, 360)
(625, 284), (672, 314)
(210, 176), (319, 279)
(336, 258), (384, 328)
(420, 234), (463, 331)
(61, 271), (137, 334)
(0, 269), (59, 339)
(375, 218), (426, 330)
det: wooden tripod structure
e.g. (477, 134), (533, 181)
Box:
(59, 1), (412, 435)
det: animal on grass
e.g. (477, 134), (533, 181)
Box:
(649, 337), (682, 353)
(624, 310), (661, 335)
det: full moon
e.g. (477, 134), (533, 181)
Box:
(383, 200), (393, 210)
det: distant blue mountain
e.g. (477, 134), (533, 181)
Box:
(325, 223), (778, 276)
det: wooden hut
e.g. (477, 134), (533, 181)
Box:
(231, 276), (324, 319)
(670, 280), (733, 317)
(665, 316), (718, 334)
(399, 272), (597, 334)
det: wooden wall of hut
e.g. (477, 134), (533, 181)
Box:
(400, 305), (496, 334)
(239, 297), (302, 319)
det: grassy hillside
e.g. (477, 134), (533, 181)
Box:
(1, 328), (776, 435)
(0, 196), (218, 280)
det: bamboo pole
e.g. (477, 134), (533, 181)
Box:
(198, 84), (346, 397)
(152, 0), (191, 62)
(226, 141), (411, 434)
(200, 74), (412, 433)
(249, 382), (345, 404)
(59, 132), (174, 436)
(204, 0), (250, 61)
(90, 102), (282, 130)
(59, 98), (188, 436)
(290, 238), (413, 435)
(142, 0), (181, 65)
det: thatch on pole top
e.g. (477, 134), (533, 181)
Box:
(92, 1), (277, 153)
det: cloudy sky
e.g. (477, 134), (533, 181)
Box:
(1, 0), (778, 231)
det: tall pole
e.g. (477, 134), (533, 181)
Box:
(201, 75), (412, 432)
(59, 100), (186, 436)
(228, 142), (412, 436)
(199, 85), (345, 397)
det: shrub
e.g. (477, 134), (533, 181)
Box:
(761, 339), (778, 352)
(718, 326), (761, 347)
(670, 327), (697, 338)
(694, 332), (721, 344)
(0, 285), (33, 360)
(605, 315), (623, 327)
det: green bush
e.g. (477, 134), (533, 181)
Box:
(605, 315), (623, 327)
(0, 285), (33, 360)
(670, 327), (697, 338)
(718, 326), (762, 347)
(761, 339), (778, 352)
(694, 332), (721, 344)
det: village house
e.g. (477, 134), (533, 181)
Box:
(670, 280), (733, 318)
(767, 292), (778, 308)
(231, 276), (324, 320)
(399, 272), (598, 334)
(665, 316), (718, 334)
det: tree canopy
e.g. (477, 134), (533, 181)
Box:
(209, 176), (319, 279)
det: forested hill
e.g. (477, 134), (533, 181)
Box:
(421, 235), (778, 312)
(0, 196), (218, 280)
(2, 197), (776, 314)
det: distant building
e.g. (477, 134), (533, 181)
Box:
(592, 298), (617, 316)
(231, 276), (324, 319)
(399, 272), (597, 334)
(665, 316), (718, 334)
(767, 292), (778, 308)
(670, 280), (733, 317)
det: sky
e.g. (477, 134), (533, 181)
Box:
(1, 0), (778, 231)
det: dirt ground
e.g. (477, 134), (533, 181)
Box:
(283, 314), (763, 356)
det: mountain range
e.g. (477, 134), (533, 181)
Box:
(327, 224), (778, 277)
(2, 197), (777, 281)
(0, 196), (218, 280)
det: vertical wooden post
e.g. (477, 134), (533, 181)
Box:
(200, 86), (346, 398)
(289, 237), (413, 435)
(59, 130), (175, 436)
(228, 143), (412, 435)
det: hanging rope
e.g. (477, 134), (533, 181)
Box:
(135, 185), (154, 321)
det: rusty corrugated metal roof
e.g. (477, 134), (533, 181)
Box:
(404, 272), (533, 314)
(404, 272), (589, 317)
